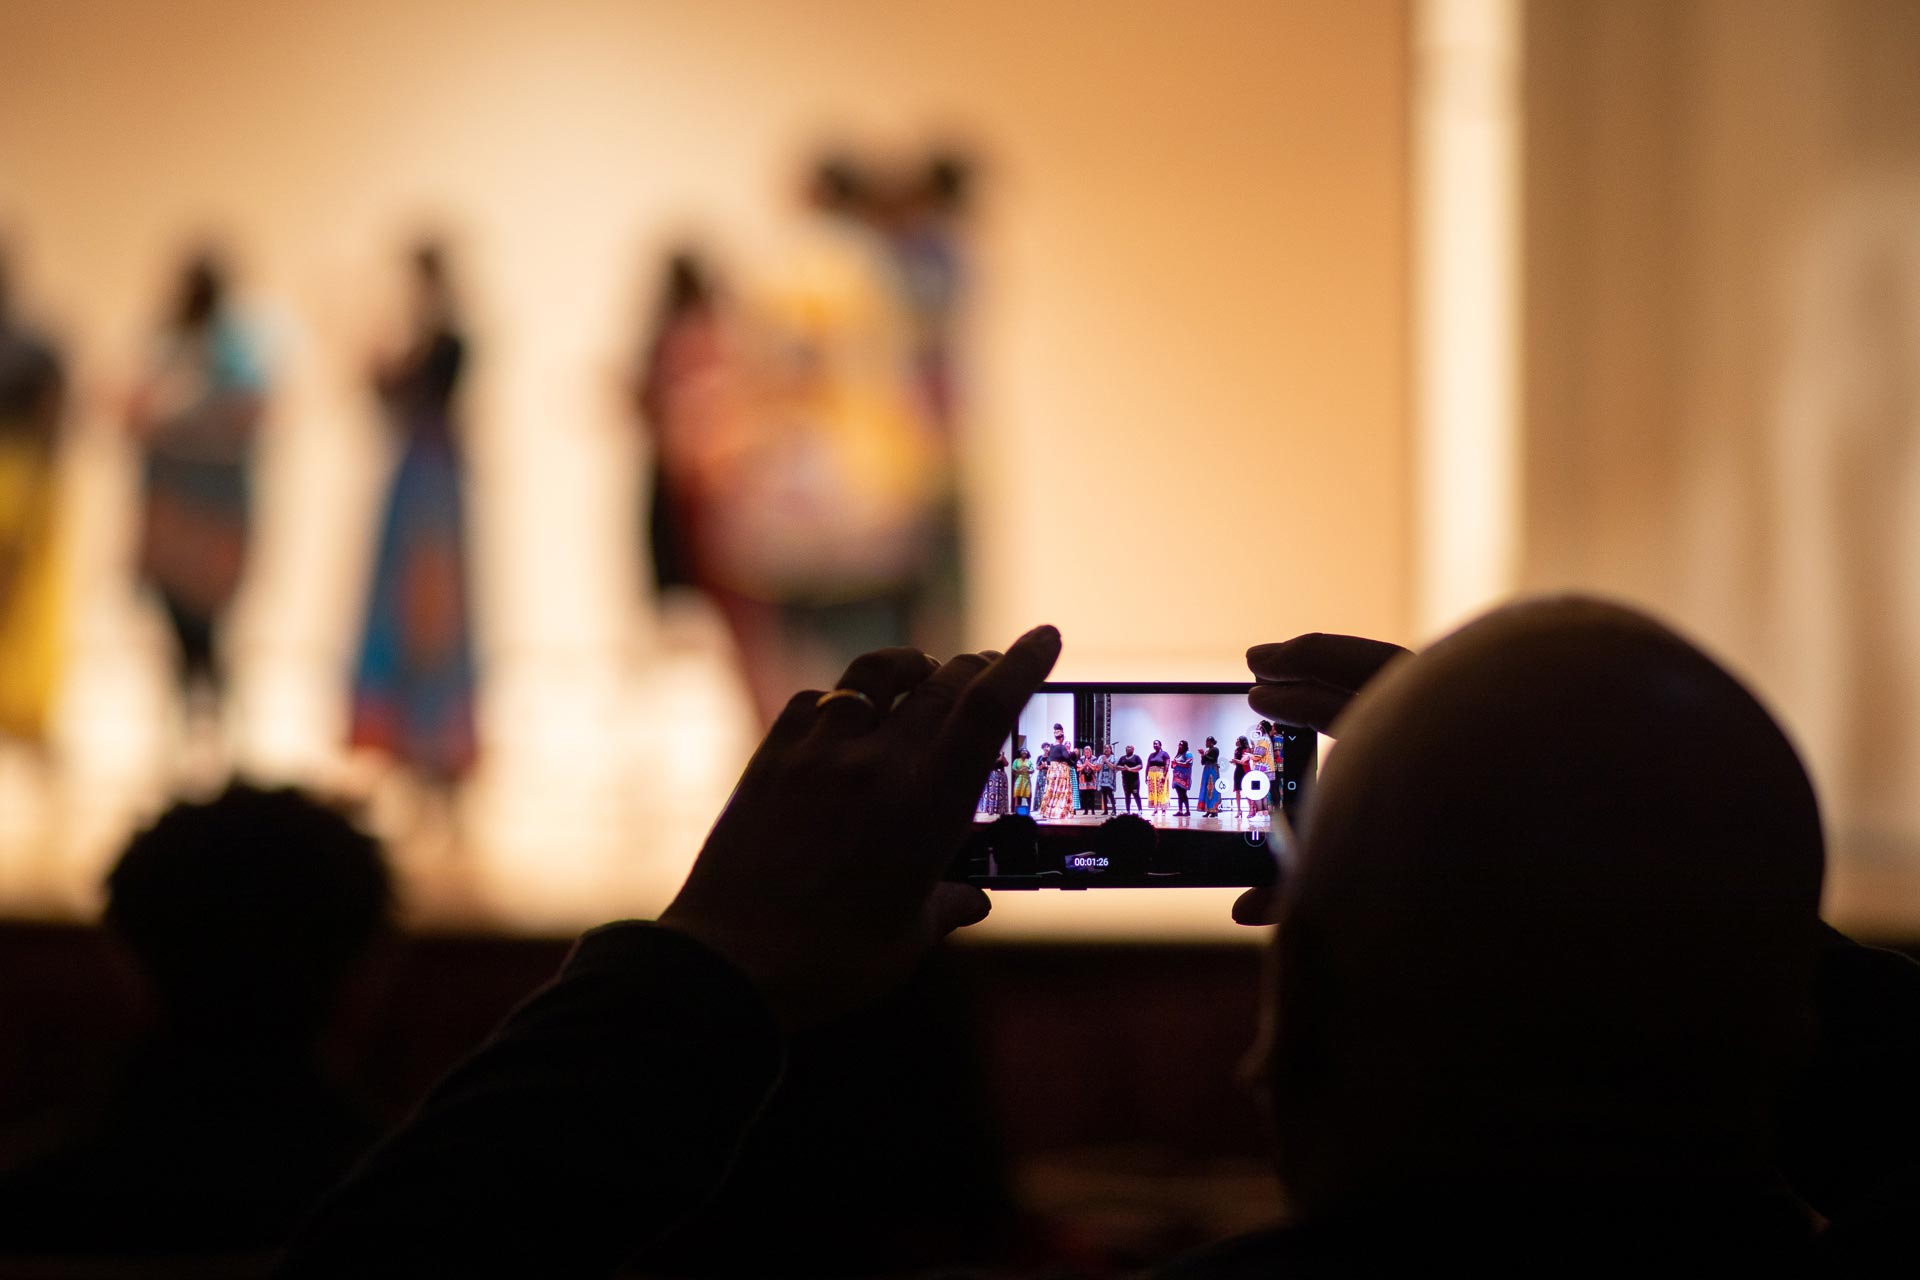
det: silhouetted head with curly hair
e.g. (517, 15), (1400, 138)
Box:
(105, 784), (393, 1045)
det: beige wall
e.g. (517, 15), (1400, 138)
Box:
(1522, 0), (1920, 931)
(0, 0), (1411, 936)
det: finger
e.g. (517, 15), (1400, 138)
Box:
(891, 651), (995, 736)
(1232, 885), (1284, 926)
(926, 881), (992, 936)
(811, 647), (939, 733)
(930, 625), (1062, 818)
(1246, 634), (1408, 691)
(830, 646), (941, 707)
(1248, 682), (1356, 733)
(940, 627), (1062, 762)
(764, 687), (830, 752)
(732, 688), (825, 790)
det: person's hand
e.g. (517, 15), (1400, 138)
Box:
(659, 626), (1062, 1029)
(1246, 633), (1410, 732)
(1233, 632), (1410, 925)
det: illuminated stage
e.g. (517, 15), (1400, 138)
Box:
(980, 810), (1275, 834)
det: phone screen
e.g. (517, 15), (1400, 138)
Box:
(950, 682), (1315, 889)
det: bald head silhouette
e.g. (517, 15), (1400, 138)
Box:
(1263, 598), (1824, 1220)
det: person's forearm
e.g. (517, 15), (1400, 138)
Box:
(278, 922), (784, 1279)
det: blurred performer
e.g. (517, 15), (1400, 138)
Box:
(348, 243), (476, 782)
(1010, 746), (1033, 814)
(0, 248), (67, 742)
(887, 153), (971, 437)
(881, 151), (974, 656)
(1146, 739), (1171, 813)
(700, 156), (941, 725)
(635, 251), (734, 609)
(1096, 743), (1117, 814)
(977, 750), (1010, 815)
(1199, 735), (1222, 817)
(1039, 723), (1075, 819)
(127, 252), (265, 700)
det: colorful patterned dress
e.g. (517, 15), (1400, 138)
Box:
(349, 328), (477, 780)
(1198, 745), (1222, 812)
(977, 760), (1010, 814)
(1011, 755), (1034, 810)
(137, 319), (263, 685)
(0, 322), (64, 739)
(1039, 745), (1075, 818)
(1249, 731), (1276, 798)
(1077, 755), (1100, 810)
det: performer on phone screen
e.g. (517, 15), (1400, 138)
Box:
(1011, 747), (1034, 814)
(1077, 747), (1100, 814)
(1249, 719), (1277, 816)
(1039, 723), (1075, 819)
(1232, 736), (1251, 817)
(1117, 744), (1143, 812)
(978, 751), (1010, 815)
(1096, 744), (1117, 814)
(1172, 739), (1194, 816)
(1198, 736), (1222, 816)
(1145, 740), (1171, 813)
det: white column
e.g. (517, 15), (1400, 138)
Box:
(1413, 0), (1523, 638)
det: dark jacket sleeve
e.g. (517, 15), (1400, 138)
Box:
(277, 922), (785, 1278)
(1779, 923), (1920, 1225)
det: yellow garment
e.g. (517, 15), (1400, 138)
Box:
(0, 439), (62, 739)
(1250, 733), (1275, 773)
(1146, 765), (1171, 808)
(705, 221), (939, 602)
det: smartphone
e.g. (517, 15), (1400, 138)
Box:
(949, 682), (1315, 889)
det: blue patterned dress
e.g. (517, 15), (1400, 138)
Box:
(350, 329), (476, 779)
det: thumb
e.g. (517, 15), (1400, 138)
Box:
(927, 882), (992, 937)
(1232, 885), (1284, 926)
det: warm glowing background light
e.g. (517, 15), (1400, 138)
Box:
(0, 0), (1411, 939)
